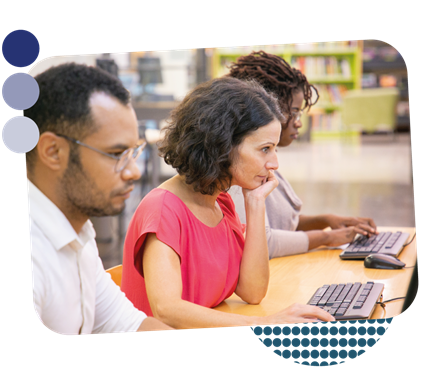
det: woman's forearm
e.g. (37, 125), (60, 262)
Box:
(297, 214), (330, 231)
(153, 298), (261, 329)
(305, 230), (332, 250)
(235, 196), (270, 304)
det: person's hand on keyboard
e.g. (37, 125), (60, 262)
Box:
(324, 214), (378, 237)
(263, 303), (335, 324)
(326, 227), (362, 247)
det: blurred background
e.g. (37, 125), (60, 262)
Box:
(29, 40), (414, 269)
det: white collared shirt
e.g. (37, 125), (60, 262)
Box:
(28, 180), (146, 334)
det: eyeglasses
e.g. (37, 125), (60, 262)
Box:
(57, 134), (147, 173)
(291, 108), (305, 122)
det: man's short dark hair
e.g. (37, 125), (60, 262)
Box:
(158, 77), (285, 195)
(24, 62), (130, 170)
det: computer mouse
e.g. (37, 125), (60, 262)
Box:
(364, 253), (406, 269)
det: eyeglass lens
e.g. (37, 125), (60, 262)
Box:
(115, 144), (145, 172)
(292, 110), (302, 122)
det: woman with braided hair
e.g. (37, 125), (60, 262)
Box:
(228, 51), (378, 258)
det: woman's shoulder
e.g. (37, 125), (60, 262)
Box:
(133, 188), (188, 223)
(217, 191), (241, 223)
(140, 188), (186, 208)
(217, 191), (236, 209)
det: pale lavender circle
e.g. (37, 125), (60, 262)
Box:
(2, 116), (39, 153)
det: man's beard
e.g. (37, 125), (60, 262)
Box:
(60, 154), (129, 218)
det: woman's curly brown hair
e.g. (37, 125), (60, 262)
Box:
(227, 50), (319, 127)
(158, 77), (285, 195)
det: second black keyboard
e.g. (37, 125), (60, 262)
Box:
(340, 231), (409, 260)
(307, 282), (384, 320)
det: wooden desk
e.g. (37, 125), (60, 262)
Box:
(215, 227), (417, 320)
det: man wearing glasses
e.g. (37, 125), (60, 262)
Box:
(25, 63), (171, 334)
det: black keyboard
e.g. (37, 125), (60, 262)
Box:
(339, 231), (409, 260)
(307, 282), (384, 320)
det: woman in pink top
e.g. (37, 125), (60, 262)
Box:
(121, 77), (334, 328)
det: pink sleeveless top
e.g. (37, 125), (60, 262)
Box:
(121, 188), (245, 316)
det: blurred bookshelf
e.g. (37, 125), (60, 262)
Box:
(361, 40), (409, 132)
(211, 41), (363, 140)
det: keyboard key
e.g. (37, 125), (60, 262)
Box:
(329, 307), (338, 316)
(315, 286), (329, 297)
(338, 286), (350, 294)
(346, 283), (361, 302)
(334, 284), (345, 295)
(336, 308), (347, 316)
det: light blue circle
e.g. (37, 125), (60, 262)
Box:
(2, 73), (39, 110)
(3, 116), (39, 153)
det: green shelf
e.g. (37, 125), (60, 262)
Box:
(212, 42), (363, 139)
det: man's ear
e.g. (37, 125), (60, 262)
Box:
(36, 132), (70, 171)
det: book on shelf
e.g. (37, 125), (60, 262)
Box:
(309, 110), (343, 132)
(318, 40), (358, 50)
(291, 56), (352, 79)
(313, 84), (348, 106)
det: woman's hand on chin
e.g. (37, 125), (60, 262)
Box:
(242, 170), (279, 202)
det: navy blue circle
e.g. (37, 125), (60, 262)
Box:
(368, 327), (377, 336)
(358, 327), (367, 335)
(273, 338), (281, 347)
(320, 326), (329, 335)
(358, 320), (366, 324)
(301, 326), (310, 335)
(311, 350), (319, 359)
(330, 327), (338, 335)
(349, 350), (357, 359)
(274, 350), (281, 356)
(311, 338), (319, 347)
(358, 338), (367, 347)
(292, 327), (300, 335)
(311, 362), (319, 366)
(339, 350), (348, 359)
(330, 361), (338, 366)
(349, 338), (357, 347)
(367, 320), (376, 324)
(2, 30), (39, 67)
(311, 327), (319, 335)
(330, 350), (338, 359)
(292, 350), (300, 359)
(339, 338), (348, 347)
(282, 350), (291, 359)
(377, 319), (385, 324)
(301, 350), (310, 359)
(320, 362), (329, 366)
(358, 350), (366, 356)
(367, 338), (377, 347)
(349, 327), (357, 335)
(302, 361), (310, 366)
(273, 327), (281, 336)
(254, 327), (263, 335)
(377, 327), (386, 335)
(339, 327), (348, 335)
(320, 350), (329, 359)
(330, 338), (338, 347)
(301, 338), (310, 347)
(349, 320), (357, 324)
(340, 321), (347, 324)
(282, 326), (291, 335)
(263, 338), (272, 347)
(292, 338), (300, 347)
(386, 318), (393, 324)
(320, 338), (329, 347)
(264, 326), (273, 335)
(282, 338), (291, 347)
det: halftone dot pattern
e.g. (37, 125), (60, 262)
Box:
(253, 318), (393, 366)
(3, 73), (40, 110)
(2, 30), (40, 153)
